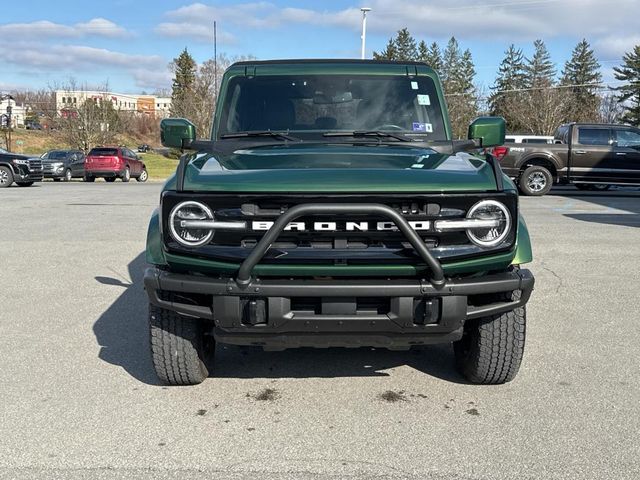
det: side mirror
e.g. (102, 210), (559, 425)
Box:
(468, 117), (506, 148)
(160, 118), (196, 149)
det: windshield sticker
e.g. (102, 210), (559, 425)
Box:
(411, 81), (419, 90)
(412, 122), (433, 133)
(417, 94), (431, 105)
(411, 163), (425, 168)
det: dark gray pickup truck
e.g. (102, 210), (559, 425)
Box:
(497, 123), (640, 195)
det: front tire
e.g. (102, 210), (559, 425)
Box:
(149, 303), (211, 385)
(519, 165), (553, 196)
(0, 166), (13, 188)
(454, 291), (526, 384)
(16, 181), (35, 187)
(105, 177), (116, 183)
(64, 169), (72, 182)
(84, 175), (95, 182)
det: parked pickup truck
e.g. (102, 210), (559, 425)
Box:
(496, 123), (640, 195)
(144, 59), (535, 386)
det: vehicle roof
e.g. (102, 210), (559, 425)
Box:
(560, 122), (634, 128)
(229, 58), (437, 75)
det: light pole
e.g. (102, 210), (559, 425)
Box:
(360, 7), (371, 60)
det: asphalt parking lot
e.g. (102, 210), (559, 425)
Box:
(1, 182), (639, 480)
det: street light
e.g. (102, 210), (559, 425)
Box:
(360, 7), (371, 60)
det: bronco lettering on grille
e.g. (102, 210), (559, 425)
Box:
(251, 221), (430, 232)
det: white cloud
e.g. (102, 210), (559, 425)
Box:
(595, 35), (640, 60)
(155, 22), (236, 44)
(0, 41), (169, 91)
(132, 69), (173, 91)
(0, 18), (129, 39)
(156, 0), (640, 48)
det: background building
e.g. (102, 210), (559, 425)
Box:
(0, 97), (27, 128)
(54, 90), (171, 117)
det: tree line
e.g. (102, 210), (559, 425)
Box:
(373, 28), (640, 137)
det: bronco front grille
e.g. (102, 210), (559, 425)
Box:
(161, 193), (518, 265)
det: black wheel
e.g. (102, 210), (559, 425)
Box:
(84, 175), (95, 182)
(519, 165), (553, 196)
(136, 168), (148, 182)
(149, 303), (212, 385)
(0, 166), (13, 188)
(64, 169), (72, 182)
(53, 178), (61, 182)
(591, 184), (611, 191)
(122, 167), (130, 183)
(575, 183), (591, 191)
(454, 291), (526, 384)
(105, 177), (116, 183)
(16, 181), (34, 187)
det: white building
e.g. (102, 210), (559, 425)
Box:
(54, 90), (171, 117)
(0, 98), (27, 128)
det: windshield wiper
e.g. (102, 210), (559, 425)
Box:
(323, 130), (413, 142)
(220, 131), (300, 141)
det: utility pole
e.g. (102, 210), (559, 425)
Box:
(213, 21), (218, 96)
(360, 7), (371, 60)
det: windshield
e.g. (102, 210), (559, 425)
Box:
(48, 151), (68, 160)
(218, 74), (447, 140)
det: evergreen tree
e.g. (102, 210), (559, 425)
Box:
(561, 39), (602, 122)
(372, 38), (397, 60)
(440, 37), (462, 92)
(417, 40), (428, 63)
(440, 38), (478, 138)
(419, 41), (442, 73)
(489, 45), (527, 131)
(170, 48), (197, 118)
(613, 45), (640, 126)
(394, 28), (418, 61)
(373, 28), (417, 61)
(525, 39), (556, 88)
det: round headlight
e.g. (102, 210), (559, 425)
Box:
(466, 200), (511, 247)
(169, 201), (214, 247)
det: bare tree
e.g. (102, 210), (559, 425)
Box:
(56, 81), (121, 151)
(599, 92), (625, 123)
(506, 87), (570, 135)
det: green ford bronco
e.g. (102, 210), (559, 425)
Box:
(144, 59), (534, 386)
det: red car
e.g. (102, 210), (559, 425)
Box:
(84, 147), (148, 183)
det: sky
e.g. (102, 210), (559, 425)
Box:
(1, 0), (638, 94)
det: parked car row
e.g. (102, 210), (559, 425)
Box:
(492, 123), (640, 196)
(0, 146), (150, 187)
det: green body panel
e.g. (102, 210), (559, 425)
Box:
(171, 144), (501, 193)
(160, 118), (196, 149)
(146, 209), (166, 265)
(468, 117), (506, 148)
(512, 214), (533, 265)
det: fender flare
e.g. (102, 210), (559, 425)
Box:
(516, 153), (563, 178)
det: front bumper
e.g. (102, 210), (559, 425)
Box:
(144, 267), (534, 349)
